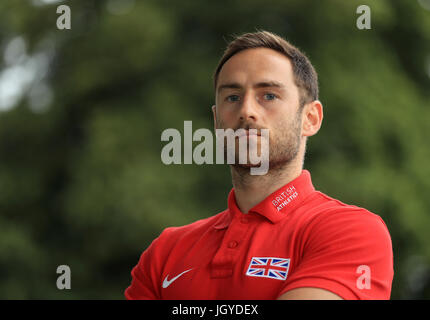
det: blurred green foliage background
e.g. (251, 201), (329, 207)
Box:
(0, 0), (429, 299)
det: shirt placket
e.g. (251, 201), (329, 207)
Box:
(210, 213), (252, 278)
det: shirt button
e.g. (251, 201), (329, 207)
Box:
(240, 216), (249, 224)
(228, 240), (238, 248)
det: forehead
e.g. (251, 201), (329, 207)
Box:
(217, 47), (295, 89)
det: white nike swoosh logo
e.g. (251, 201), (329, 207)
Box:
(162, 268), (193, 288)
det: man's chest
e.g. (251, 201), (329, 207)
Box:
(159, 220), (304, 299)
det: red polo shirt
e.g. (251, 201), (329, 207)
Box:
(125, 170), (393, 300)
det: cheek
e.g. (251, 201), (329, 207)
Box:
(268, 108), (288, 128)
(217, 107), (236, 123)
(270, 112), (300, 139)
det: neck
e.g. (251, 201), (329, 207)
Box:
(231, 156), (303, 214)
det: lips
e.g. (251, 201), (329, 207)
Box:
(236, 129), (261, 137)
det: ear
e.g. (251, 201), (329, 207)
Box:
(301, 100), (323, 137)
(212, 105), (218, 130)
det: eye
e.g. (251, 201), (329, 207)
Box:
(263, 93), (277, 101)
(226, 95), (240, 102)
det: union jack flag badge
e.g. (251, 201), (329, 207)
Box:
(246, 257), (290, 281)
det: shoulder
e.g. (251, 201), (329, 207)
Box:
(299, 191), (392, 252)
(308, 191), (389, 228)
(137, 210), (228, 273)
(282, 191), (394, 299)
(153, 210), (228, 248)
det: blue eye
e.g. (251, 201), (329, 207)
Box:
(226, 95), (240, 102)
(263, 93), (277, 100)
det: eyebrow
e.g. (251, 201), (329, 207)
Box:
(217, 81), (285, 93)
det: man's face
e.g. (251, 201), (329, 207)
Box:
(213, 47), (303, 169)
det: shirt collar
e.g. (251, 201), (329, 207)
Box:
(214, 170), (315, 229)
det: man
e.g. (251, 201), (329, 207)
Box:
(125, 31), (394, 300)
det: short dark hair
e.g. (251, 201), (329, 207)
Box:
(213, 31), (318, 107)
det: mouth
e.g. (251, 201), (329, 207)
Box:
(235, 129), (261, 137)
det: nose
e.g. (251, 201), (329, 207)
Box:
(238, 92), (258, 123)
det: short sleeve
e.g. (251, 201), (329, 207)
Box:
(278, 209), (394, 300)
(124, 237), (161, 300)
